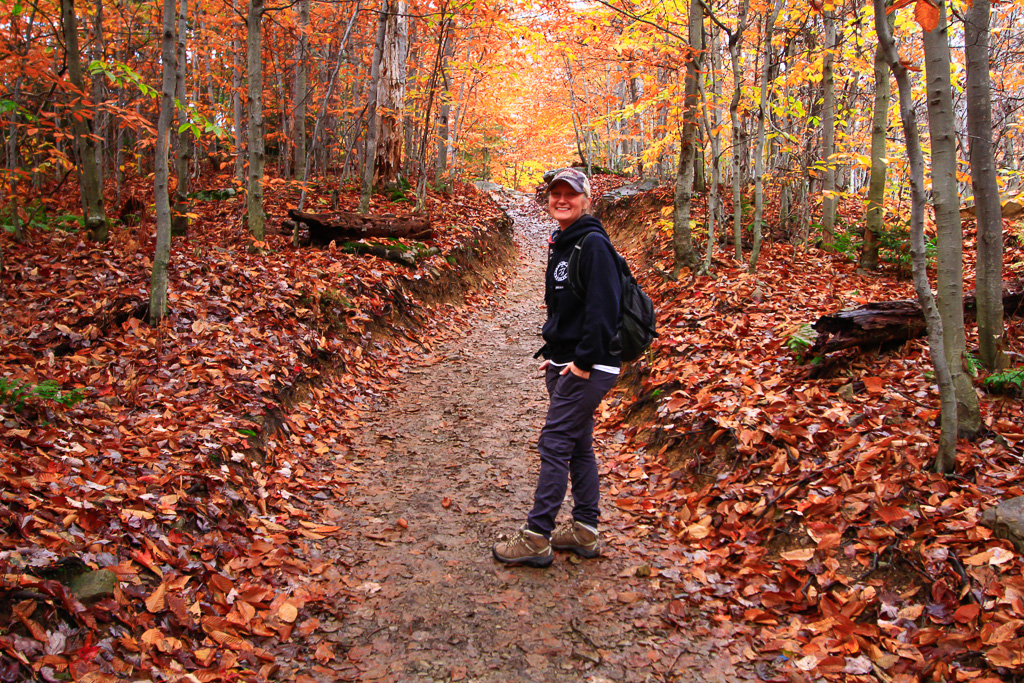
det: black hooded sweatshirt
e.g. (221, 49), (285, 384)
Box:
(540, 214), (622, 371)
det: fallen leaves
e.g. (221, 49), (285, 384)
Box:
(596, 185), (1024, 681)
(0, 176), (512, 680)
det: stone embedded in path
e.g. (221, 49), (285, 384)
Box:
(981, 496), (1024, 552)
(69, 568), (118, 602)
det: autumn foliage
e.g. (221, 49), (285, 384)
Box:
(0, 178), (509, 681)
(596, 181), (1024, 681)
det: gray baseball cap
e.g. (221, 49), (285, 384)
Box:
(547, 168), (591, 197)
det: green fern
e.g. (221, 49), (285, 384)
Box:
(786, 324), (819, 362)
(0, 377), (84, 411)
(984, 368), (1024, 396)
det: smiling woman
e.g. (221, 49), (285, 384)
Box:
(492, 167), (626, 568)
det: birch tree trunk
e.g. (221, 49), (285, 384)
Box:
(359, 0), (389, 213)
(172, 0), (190, 236)
(729, 0), (750, 262)
(246, 0), (266, 240)
(61, 0), (107, 241)
(965, 0), (1007, 371)
(820, 8), (837, 244)
(151, 0), (178, 325)
(922, 0), (981, 436)
(874, 0), (957, 473)
(748, 0), (783, 273)
(670, 0), (704, 277)
(860, 13), (893, 272)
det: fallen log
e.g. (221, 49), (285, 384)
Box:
(287, 209), (433, 245)
(811, 281), (1024, 356)
(343, 242), (441, 267)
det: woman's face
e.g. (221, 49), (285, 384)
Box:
(548, 181), (589, 228)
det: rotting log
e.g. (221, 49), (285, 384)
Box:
(343, 242), (440, 267)
(287, 209), (433, 245)
(811, 281), (1024, 356)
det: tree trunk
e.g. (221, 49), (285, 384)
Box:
(748, 0), (783, 273)
(670, 0), (704, 277)
(861, 13), (893, 272)
(61, 0), (107, 241)
(435, 18), (455, 185)
(702, 27), (724, 274)
(923, 0), (981, 437)
(172, 0), (190, 236)
(376, 0), (408, 186)
(232, 0), (245, 184)
(820, 8), (837, 244)
(359, 0), (389, 214)
(91, 0), (106, 194)
(655, 68), (670, 181)
(729, 0), (750, 262)
(273, 49), (289, 179)
(298, 0), (360, 212)
(965, 0), (1007, 371)
(293, 0), (309, 185)
(151, 0), (178, 325)
(414, 9), (450, 212)
(874, 0), (957, 473)
(246, 0), (266, 240)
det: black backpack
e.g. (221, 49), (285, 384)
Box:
(567, 233), (658, 363)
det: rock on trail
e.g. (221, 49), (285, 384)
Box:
(286, 194), (757, 682)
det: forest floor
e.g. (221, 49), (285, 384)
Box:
(276, 193), (757, 682)
(2, 173), (1024, 683)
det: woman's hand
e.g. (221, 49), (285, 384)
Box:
(560, 362), (590, 380)
(538, 359), (551, 373)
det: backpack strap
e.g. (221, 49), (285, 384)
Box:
(567, 232), (599, 300)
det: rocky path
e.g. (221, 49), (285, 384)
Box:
(298, 197), (757, 682)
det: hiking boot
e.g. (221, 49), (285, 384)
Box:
(551, 520), (600, 558)
(492, 527), (553, 568)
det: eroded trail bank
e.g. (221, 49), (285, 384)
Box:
(287, 196), (756, 682)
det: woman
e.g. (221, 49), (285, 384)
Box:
(493, 168), (622, 568)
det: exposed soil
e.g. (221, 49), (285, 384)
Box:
(284, 196), (760, 682)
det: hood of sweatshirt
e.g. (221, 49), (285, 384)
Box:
(551, 214), (608, 249)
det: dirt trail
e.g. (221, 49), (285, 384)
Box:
(299, 197), (757, 682)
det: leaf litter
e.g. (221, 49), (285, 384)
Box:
(0, 173), (1022, 682)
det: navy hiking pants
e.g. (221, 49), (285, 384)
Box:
(526, 365), (618, 537)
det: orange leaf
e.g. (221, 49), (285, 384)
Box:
(955, 604), (981, 623)
(781, 548), (816, 563)
(862, 376), (885, 394)
(915, 0), (940, 32)
(278, 602), (299, 623)
(887, 0), (915, 12)
(145, 582), (167, 613)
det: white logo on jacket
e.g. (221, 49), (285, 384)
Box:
(553, 261), (569, 282)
